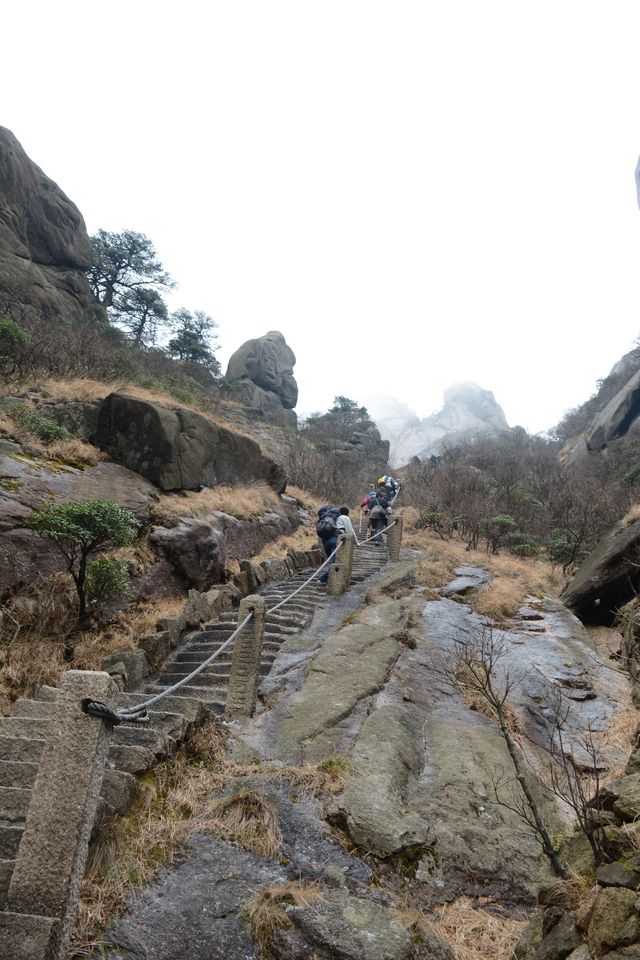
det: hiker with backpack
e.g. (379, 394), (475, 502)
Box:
(369, 490), (390, 545)
(377, 475), (399, 503)
(336, 506), (358, 543)
(316, 504), (340, 583)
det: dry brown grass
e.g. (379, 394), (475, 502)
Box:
(69, 721), (347, 957)
(204, 790), (282, 857)
(152, 483), (280, 523)
(286, 484), (325, 514)
(407, 527), (565, 621)
(245, 881), (323, 960)
(425, 897), (525, 960)
(2, 376), (259, 441)
(69, 725), (222, 958)
(0, 409), (104, 466)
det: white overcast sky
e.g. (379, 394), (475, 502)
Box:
(5, 1), (640, 433)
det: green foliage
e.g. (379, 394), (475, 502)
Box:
(480, 514), (518, 553)
(0, 315), (29, 346)
(86, 556), (130, 608)
(9, 404), (71, 443)
(26, 500), (139, 623)
(548, 529), (589, 574)
(303, 395), (376, 443)
(27, 499), (139, 553)
(166, 309), (220, 373)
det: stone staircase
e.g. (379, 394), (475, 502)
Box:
(136, 542), (387, 714)
(0, 542), (389, 927)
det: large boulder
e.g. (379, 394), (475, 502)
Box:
(587, 368), (640, 452)
(561, 518), (640, 624)
(0, 126), (93, 321)
(226, 330), (298, 415)
(96, 393), (287, 493)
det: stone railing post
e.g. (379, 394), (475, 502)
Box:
(4, 670), (117, 960)
(225, 595), (266, 719)
(387, 515), (403, 562)
(327, 535), (355, 597)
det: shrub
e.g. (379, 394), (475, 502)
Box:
(9, 404), (71, 443)
(26, 499), (139, 641)
(86, 556), (130, 609)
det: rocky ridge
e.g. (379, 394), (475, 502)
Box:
(368, 382), (510, 465)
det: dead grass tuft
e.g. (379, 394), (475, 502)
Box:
(46, 438), (105, 466)
(407, 528), (564, 620)
(70, 723), (223, 957)
(152, 483), (280, 523)
(429, 897), (526, 960)
(204, 790), (282, 857)
(245, 881), (323, 959)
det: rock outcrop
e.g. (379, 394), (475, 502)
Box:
(226, 330), (298, 427)
(587, 367), (640, 452)
(561, 517), (640, 624)
(368, 382), (509, 465)
(0, 126), (93, 321)
(96, 392), (287, 493)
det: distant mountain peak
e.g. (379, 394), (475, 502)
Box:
(367, 383), (509, 465)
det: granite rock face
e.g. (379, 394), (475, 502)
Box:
(587, 368), (640, 452)
(561, 517), (640, 624)
(0, 126), (93, 321)
(96, 392), (287, 493)
(226, 330), (298, 426)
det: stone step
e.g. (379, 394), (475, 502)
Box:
(143, 684), (226, 709)
(0, 738), (46, 764)
(109, 744), (157, 776)
(0, 858), (15, 908)
(0, 718), (49, 741)
(158, 672), (236, 688)
(116, 692), (205, 724)
(0, 826), (23, 860)
(0, 911), (60, 960)
(0, 761), (38, 790)
(112, 725), (172, 757)
(35, 685), (58, 702)
(10, 700), (53, 720)
(0, 787), (31, 825)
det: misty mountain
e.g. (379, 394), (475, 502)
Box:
(366, 382), (510, 465)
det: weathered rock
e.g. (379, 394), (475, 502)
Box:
(97, 392), (287, 492)
(275, 887), (419, 960)
(150, 518), (225, 589)
(340, 705), (431, 856)
(275, 605), (405, 761)
(101, 769), (139, 816)
(587, 368), (640, 452)
(587, 887), (639, 957)
(561, 519), (640, 625)
(226, 330), (298, 409)
(598, 774), (640, 822)
(37, 400), (100, 441)
(138, 632), (173, 669)
(0, 126), (93, 322)
(232, 379), (297, 428)
(596, 860), (640, 889)
(102, 651), (151, 691)
(533, 913), (581, 960)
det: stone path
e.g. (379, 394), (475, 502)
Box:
(0, 542), (388, 915)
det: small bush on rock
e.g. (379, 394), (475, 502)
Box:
(86, 556), (130, 610)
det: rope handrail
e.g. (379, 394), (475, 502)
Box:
(90, 503), (401, 723)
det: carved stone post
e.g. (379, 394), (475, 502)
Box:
(327, 535), (355, 597)
(387, 515), (403, 561)
(225, 595), (267, 719)
(5, 670), (117, 960)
